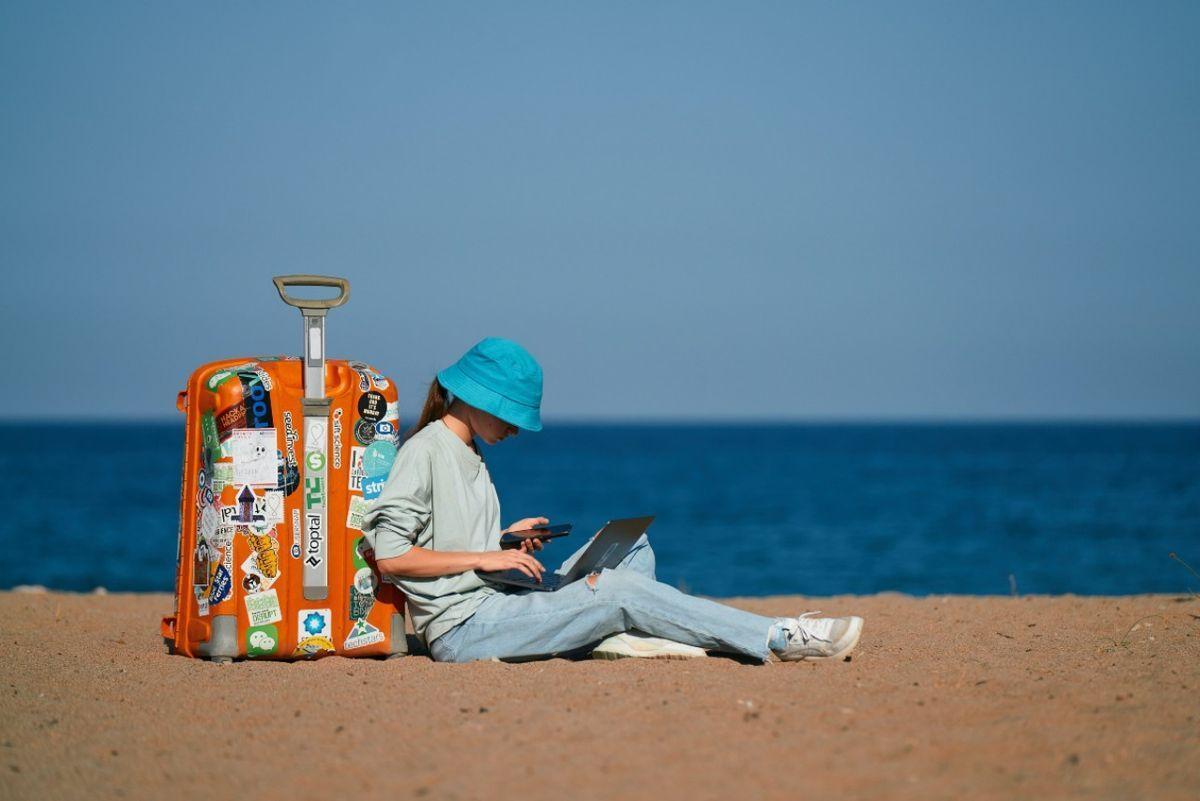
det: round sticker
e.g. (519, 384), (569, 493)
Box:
(375, 420), (395, 437)
(362, 440), (397, 477)
(278, 460), (300, 496)
(354, 418), (377, 446)
(354, 567), (377, 595)
(306, 451), (325, 471)
(357, 391), (387, 423)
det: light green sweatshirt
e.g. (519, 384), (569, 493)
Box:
(361, 420), (501, 645)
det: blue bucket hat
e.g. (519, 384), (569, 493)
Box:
(437, 338), (543, 432)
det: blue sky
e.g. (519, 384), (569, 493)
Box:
(2, 2), (1197, 420)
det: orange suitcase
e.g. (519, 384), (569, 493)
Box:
(162, 275), (408, 661)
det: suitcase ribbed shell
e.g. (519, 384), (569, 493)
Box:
(163, 356), (407, 660)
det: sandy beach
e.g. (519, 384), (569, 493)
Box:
(0, 591), (1196, 801)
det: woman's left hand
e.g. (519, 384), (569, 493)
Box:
(503, 517), (550, 552)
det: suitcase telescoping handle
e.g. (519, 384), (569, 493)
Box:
(272, 275), (350, 401)
(273, 274), (350, 601)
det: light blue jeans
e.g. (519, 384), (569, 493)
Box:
(429, 533), (776, 663)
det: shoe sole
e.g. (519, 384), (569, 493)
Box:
(591, 648), (707, 661)
(801, 616), (864, 662)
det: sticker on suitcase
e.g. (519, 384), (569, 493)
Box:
(230, 429), (280, 486)
(346, 496), (369, 531)
(349, 567), (377, 620)
(348, 447), (366, 491)
(294, 609), (335, 657)
(332, 408), (345, 470)
(246, 624), (279, 657)
(304, 513), (324, 568)
(241, 527), (281, 593)
(344, 618), (384, 650)
(238, 371), (274, 429)
(244, 588), (283, 626)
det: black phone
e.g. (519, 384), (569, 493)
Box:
(499, 523), (573, 547)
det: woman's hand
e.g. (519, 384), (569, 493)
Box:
(504, 517), (549, 534)
(475, 549), (546, 581)
(503, 516), (550, 552)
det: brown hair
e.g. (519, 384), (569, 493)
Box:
(408, 377), (450, 439)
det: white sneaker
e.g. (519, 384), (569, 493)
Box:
(772, 612), (863, 662)
(591, 631), (708, 660)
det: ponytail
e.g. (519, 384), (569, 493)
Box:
(408, 377), (450, 439)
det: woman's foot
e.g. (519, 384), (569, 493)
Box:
(771, 612), (863, 661)
(591, 631), (708, 660)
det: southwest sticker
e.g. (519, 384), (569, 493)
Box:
(344, 618), (384, 651)
(244, 588), (282, 626)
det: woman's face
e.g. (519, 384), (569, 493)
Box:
(468, 407), (519, 445)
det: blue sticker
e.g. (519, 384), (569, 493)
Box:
(375, 421), (395, 438)
(362, 474), (387, 501)
(237, 371), (274, 429)
(303, 611), (327, 636)
(209, 565), (232, 605)
(362, 440), (397, 477)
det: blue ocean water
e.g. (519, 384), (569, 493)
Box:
(1, 422), (1197, 596)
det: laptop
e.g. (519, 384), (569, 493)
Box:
(480, 516), (654, 592)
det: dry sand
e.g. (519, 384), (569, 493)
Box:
(0, 591), (1196, 801)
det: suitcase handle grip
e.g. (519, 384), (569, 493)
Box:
(272, 275), (350, 311)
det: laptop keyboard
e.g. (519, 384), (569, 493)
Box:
(493, 570), (564, 589)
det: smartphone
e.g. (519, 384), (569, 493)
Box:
(499, 523), (573, 547)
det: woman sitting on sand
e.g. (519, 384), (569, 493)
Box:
(363, 338), (863, 663)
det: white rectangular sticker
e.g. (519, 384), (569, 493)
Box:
(244, 588), (282, 626)
(256, 489), (285, 524)
(198, 503), (220, 543)
(348, 446), (366, 491)
(346, 495), (369, 531)
(211, 462), (234, 492)
(230, 429), (280, 486)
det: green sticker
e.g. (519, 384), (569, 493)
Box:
(201, 412), (221, 459)
(306, 451), (325, 472)
(349, 587), (374, 620)
(351, 536), (368, 570)
(206, 370), (237, 392)
(246, 624), (279, 657)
